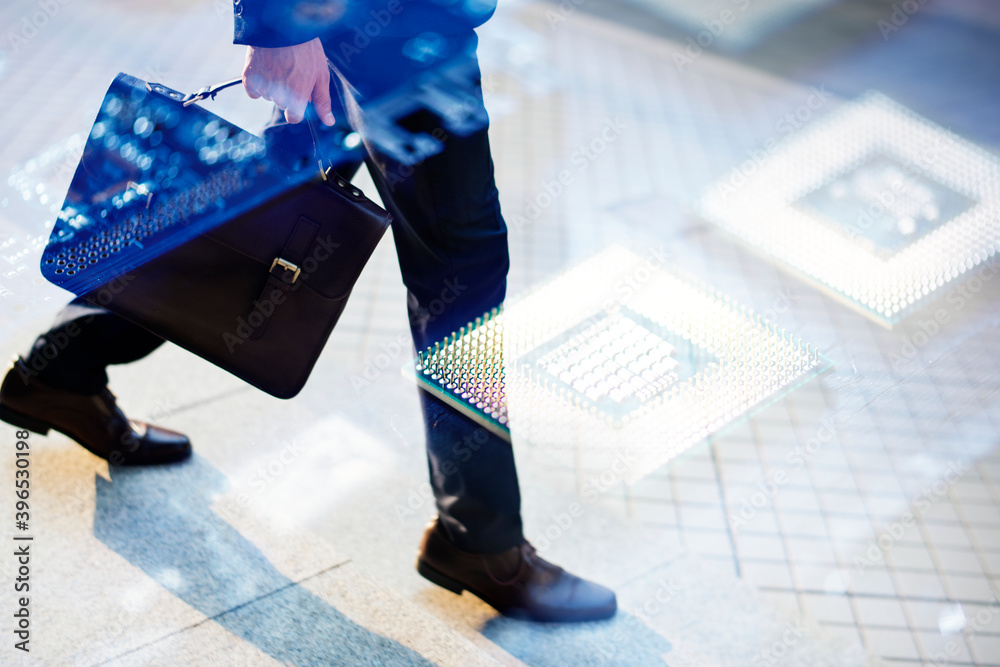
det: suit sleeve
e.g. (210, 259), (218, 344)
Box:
(234, 0), (500, 45)
(233, 0), (345, 47)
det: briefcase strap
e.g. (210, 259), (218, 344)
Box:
(149, 76), (333, 178)
(181, 78), (244, 107)
(247, 216), (321, 341)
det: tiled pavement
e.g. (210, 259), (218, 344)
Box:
(1, 0), (999, 665)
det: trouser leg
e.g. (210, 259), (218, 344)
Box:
(21, 298), (164, 394)
(416, 390), (523, 552)
(317, 33), (523, 552)
(361, 120), (522, 553)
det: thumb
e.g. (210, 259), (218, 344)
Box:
(312, 75), (335, 127)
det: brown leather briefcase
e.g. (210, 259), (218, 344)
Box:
(41, 73), (392, 398)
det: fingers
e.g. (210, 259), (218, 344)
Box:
(284, 102), (306, 125)
(273, 88), (305, 124)
(242, 47), (262, 99)
(312, 71), (335, 126)
(243, 75), (262, 100)
(242, 39), (333, 126)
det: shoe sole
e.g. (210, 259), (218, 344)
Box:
(416, 558), (466, 595)
(0, 403), (52, 435)
(416, 558), (547, 621)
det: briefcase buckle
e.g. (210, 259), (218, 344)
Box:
(270, 257), (301, 284)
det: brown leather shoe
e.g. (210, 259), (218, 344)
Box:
(0, 358), (191, 466)
(417, 518), (617, 622)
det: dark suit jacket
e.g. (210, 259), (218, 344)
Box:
(233, 0), (497, 47)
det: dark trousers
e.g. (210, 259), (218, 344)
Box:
(24, 32), (523, 554)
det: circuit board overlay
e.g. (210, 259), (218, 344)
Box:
(413, 246), (833, 482)
(40, 56), (491, 298)
(697, 92), (1000, 327)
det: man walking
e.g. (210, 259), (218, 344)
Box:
(0, 0), (616, 622)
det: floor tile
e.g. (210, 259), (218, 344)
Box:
(740, 561), (796, 590)
(674, 479), (724, 505)
(861, 628), (921, 660)
(852, 597), (910, 629)
(917, 631), (976, 665)
(679, 504), (730, 531)
(886, 544), (937, 571)
(943, 573), (997, 603)
(924, 522), (976, 551)
(936, 547), (987, 577)
(967, 633), (1000, 665)
(784, 536), (839, 564)
(735, 534), (786, 561)
(683, 529), (736, 558)
(800, 592), (856, 625)
(959, 501), (1000, 528)
(892, 570), (949, 601)
(848, 569), (898, 597)
(903, 599), (954, 632)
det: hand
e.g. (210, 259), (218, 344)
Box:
(242, 37), (335, 126)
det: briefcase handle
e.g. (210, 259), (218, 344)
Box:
(149, 76), (339, 181)
(181, 78), (244, 107)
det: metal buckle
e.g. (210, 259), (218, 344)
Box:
(270, 257), (301, 284)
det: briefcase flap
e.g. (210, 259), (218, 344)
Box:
(202, 173), (391, 301)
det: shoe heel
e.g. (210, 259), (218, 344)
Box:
(0, 404), (51, 435)
(417, 559), (466, 595)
